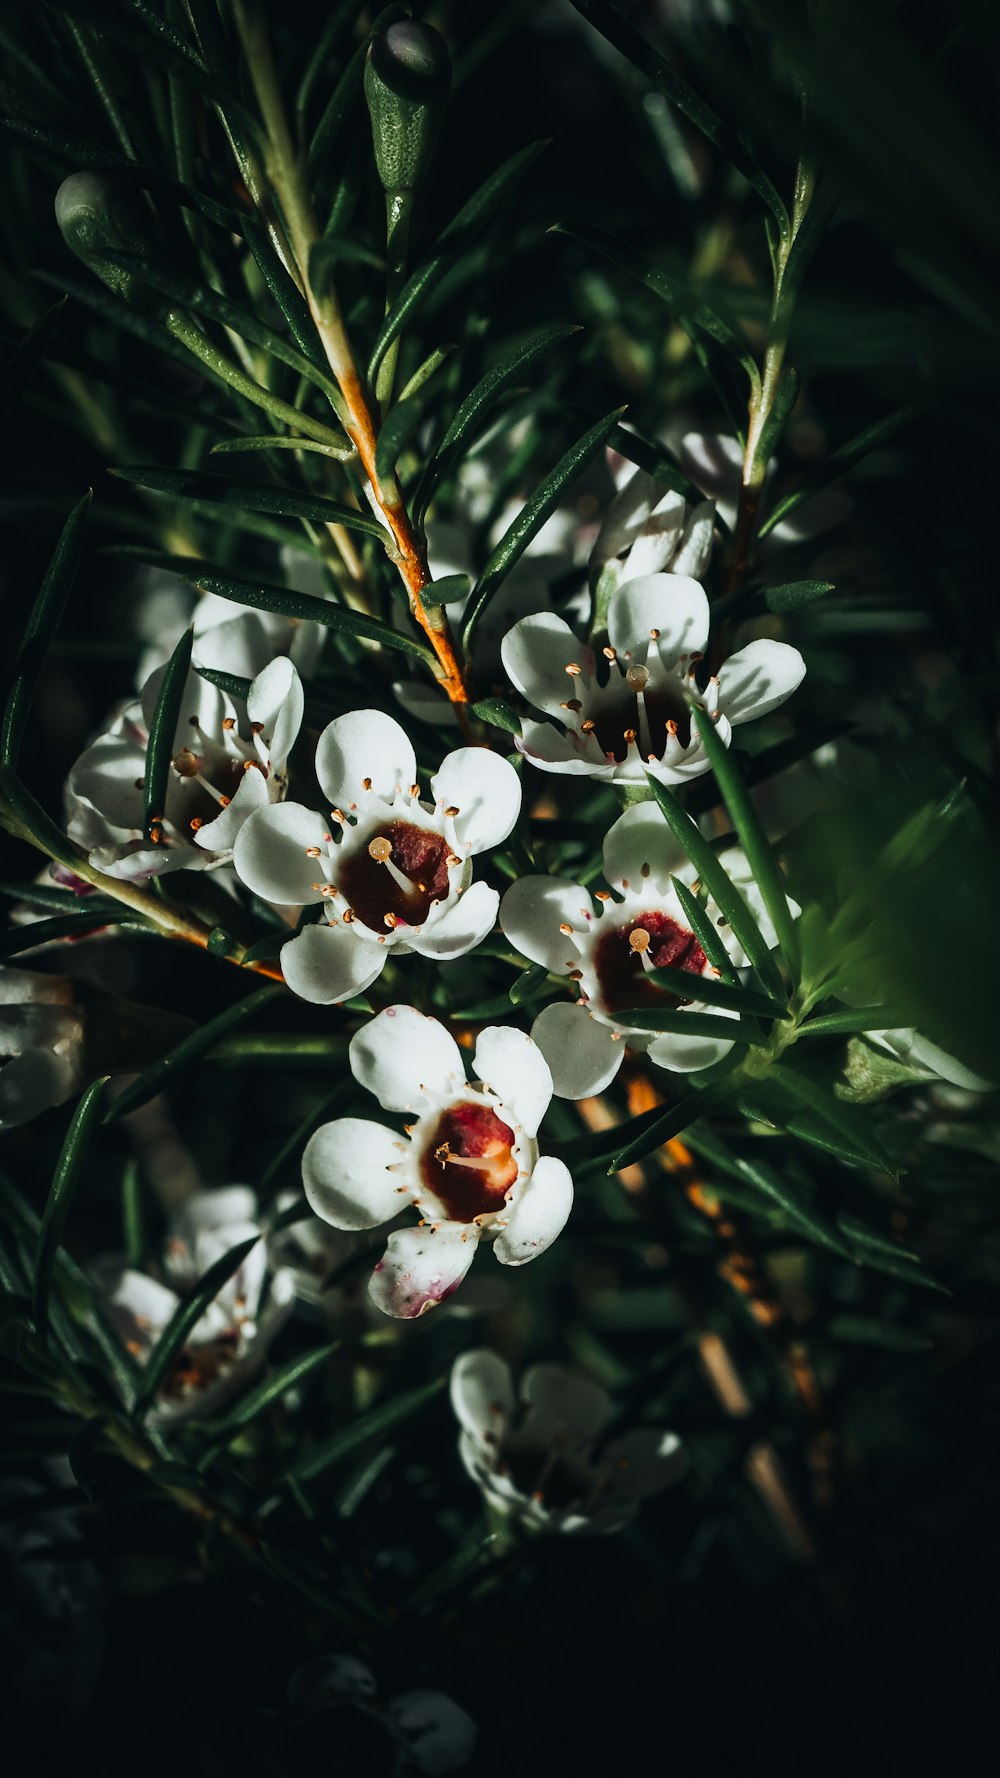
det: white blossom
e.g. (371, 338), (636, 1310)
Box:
(0, 968), (85, 1130)
(301, 1007), (573, 1319)
(450, 1349), (685, 1534)
(232, 709), (520, 1004)
(66, 655), (302, 882)
(500, 801), (797, 1097)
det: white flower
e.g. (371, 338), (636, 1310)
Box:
(590, 458), (715, 592)
(232, 709), (521, 1004)
(285, 1655), (477, 1777)
(499, 801), (796, 1097)
(500, 572), (805, 787)
(301, 1007), (573, 1319)
(133, 551), (330, 687)
(66, 655), (303, 882)
(681, 431), (851, 545)
(0, 968), (85, 1130)
(95, 1186), (294, 1424)
(450, 1349), (685, 1534)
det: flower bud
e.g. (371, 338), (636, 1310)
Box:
(364, 21), (451, 196)
(54, 173), (163, 310)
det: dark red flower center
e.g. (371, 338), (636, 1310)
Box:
(338, 820), (452, 929)
(593, 910), (706, 1013)
(589, 674), (692, 763)
(419, 1100), (518, 1222)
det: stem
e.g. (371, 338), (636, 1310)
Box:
(233, 2), (471, 712)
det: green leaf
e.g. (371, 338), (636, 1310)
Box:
(374, 397), (423, 484)
(508, 963), (552, 1006)
(798, 1007), (906, 1038)
(0, 911), (136, 958)
(2, 492), (91, 771)
(758, 407), (922, 540)
(670, 876), (739, 984)
(554, 222), (761, 393)
(767, 1066), (899, 1174)
(463, 406), (624, 649)
(307, 2), (408, 173)
(763, 579), (835, 613)
(828, 1315), (933, 1353)
(602, 420), (708, 511)
(646, 967), (786, 1018)
(142, 626), (193, 845)
(200, 1342), (341, 1435)
(110, 466), (384, 540)
(0, 883), (118, 916)
(836, 1215), (946, 1293)
(424, 574), (471, 606)
(685, 1125), (851, 1257)
(692, 709), (800, 977)
(291, 1376), (445, 1483)
(367, 141), (548, 383)
(0, 296), (66, 415)
(132, 1235), (261, 1420)
(105, 552), (436, 668)
(470, 697), (521, 734)
(607, 1078), (736, 1173)
(646, 775), (784, 996)
(613, 1009), (754, 1041)
(397, 343), (454, 403)
(566, 0), (789, 232)
(32, 1079), (107, 1336)
(413, 323), (580, 520)
(210, 434), (353, 461)
(104, 984), (284, 1123)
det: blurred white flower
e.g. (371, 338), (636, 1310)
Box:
(133, 549), (330, 686)
(302, 1007), (573, 1319)
(0, 968), (85, 1130)
(450, 1349), (685, 1534)
(232, 709), (520, 1004)
(501, 801), (796, 1096)
(66, 655), (302, 882)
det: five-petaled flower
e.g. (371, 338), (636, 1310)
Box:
(232, 709), (521, 1004)
(500, 801), (796, 1098)
(94, 1186), (294, 1424)
(450, 1349), (685, 1534)
(500, 572), (805, 786)
(301, 1007), (573, 1318)
(67, 655), (303, 880)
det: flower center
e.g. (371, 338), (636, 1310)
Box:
(419, 1100), (518, 1222)
(338, 821), (452, 929)
(162, 1329), (240, 1399)
(593, 910), (706, 1013)
(588, 670), (691, 762)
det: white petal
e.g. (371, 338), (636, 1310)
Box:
(472, 1026), (552, 1137)
(449, 1349), (515, 1445)
(516, 718), (608, 777)
(409, 881), (498, 959)
(104, 1267), (178, 1347)
(871, 1027), (994, 1092)
(68, 731), (145, 830)
(314, 708), (415, 809)
(302, 1116), (409, 1230)
(0, 1050), (78, 1127)
(716, 638), (806, 726)
(493, 1154), (573, 1266)
(621, 488), (687, 578)
(500, 613), (594, 719)
(173, 1186), (257, 1238)
(607, 573), (709, 667)
(431, 749), (522, 854)
(600, 1427), (687, 1499)
(140, 660), (232, 751)
(90, 842), (201, 881)
(646, 1007), (738, 1074)
(519, 1362), (613, 1447)
(191, 609), (274, 680)
(530, 1001), (624, 1100)
(232, 802), (329, 905)
(590, 462), (658, 565)
(386, 1692), (478, 1778)
(499, 875), (592, 974)
(280, 920), (386, 1006)
(195, 759), (270, 854)
(602, 802), (687, 891)
(247, 655), (303, 768)
(368, 1223), (478, 1319)
(349, 1006), (465, 1111)
(672, 500), (715, 579)
(286, 1656), (377, 1716)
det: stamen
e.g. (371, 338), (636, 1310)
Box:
(443, 805), (459, 818)
(629, 926), (656, 974)
(565, 662), (582, 676)
(367, 835), (425, 904)
(362, 777), (372, 790)
(603, 645), (617, 661)
(433, 1143), (504, 1175)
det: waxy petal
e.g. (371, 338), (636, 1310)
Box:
(409, 881), (499, 960)
(349, 1005), (465, 1112)
(600, 1427), (687, 1500)
(279, 920), (386, 1006)
(519, 1362), (613, 1448)
(232, 801), (330, 905)
(602, 802), (688, 892)
(530, 1001), (624, 1100)
(473, 1026), (552, 1138)
(607, 573), (709, 668)
(646, 1006), (738, 1074)
(500, 613), (595, 720)
(499, 875), (593, 975)
(493, 1154), (573, 1266)
(431, 748), (522, 855)
(303, 1116), (410, 1230)
(195, 756), (270, 853)
(247, 655), (303, 769)
(368, 1222), (477, 1319)
(314, 708), (415, 810)
(716, 638), (806, 726)
(449, 1348), (515, 1447)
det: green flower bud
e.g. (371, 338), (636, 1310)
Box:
(54, 173), (162, 310)
(364, 21), (451, 196)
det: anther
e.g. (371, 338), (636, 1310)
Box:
(565, 662), (582, 676)
(384, 911), (399, 929)
(626, 665), (649, 693)
(189, 817), (204, 832)
(444, 805), (459, 818)
(409, 783), (421, 799)
(603, 645), (617, 661)
(305, 846), (322, 857)
(362, 777), (372, 791)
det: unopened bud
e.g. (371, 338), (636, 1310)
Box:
(364, 22), (451, 196)
(54, 173), (163, 310)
